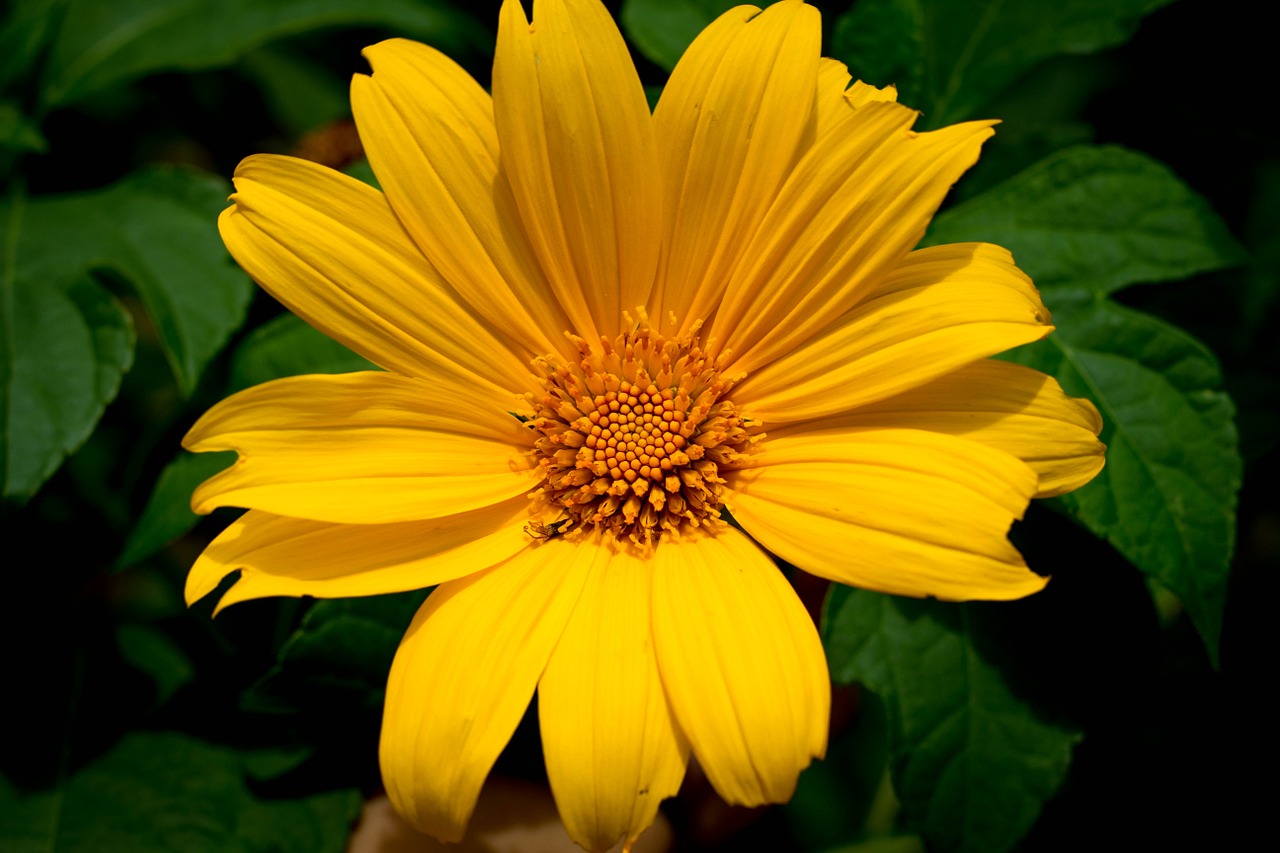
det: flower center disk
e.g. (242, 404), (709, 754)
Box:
(528, 325), (756, 544)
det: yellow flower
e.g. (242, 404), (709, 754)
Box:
(184, 0), (1105, 850)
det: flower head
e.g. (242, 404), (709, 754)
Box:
(185, 0), (1104, 850)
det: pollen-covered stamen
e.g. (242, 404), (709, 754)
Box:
(527, 324), (758, 545)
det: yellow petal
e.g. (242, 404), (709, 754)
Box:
(185, 496), (540, 612)
(839, 359), (1105, 498)
(493, 0), (660, 340)
(845, 79), (899, 108)
(184, 372), (534, 523)
(710, 110), (998, 372)
(219, 154), (530, 395)
(351, 40), (573, 360)
(651, 525), (829, 806)
(650, 0), (821, 331)
(727, 428), (1045, 600)
(539, 540), (688, 852)
(735, 243), (1052, 424)
(380, 538), (597, 841)
(813, 58), (853, 139)
(814, 61), (900, 140)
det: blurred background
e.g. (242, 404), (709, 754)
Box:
(0, 1), (1272, 851)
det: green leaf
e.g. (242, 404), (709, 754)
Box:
(620, 0), (739, 72)
(14, 167), (252, 396)
(0, 0), (66, 91)
(949, 56), (1102, 202)
(0, 102), (47, 156)
(786, 692), (891, 849)
(0, 731), (361, 853)
(1002, 295), (1239, 665)
(823, 587), (1080, 853)
(245, 591), (426, 715)
(343, 158), (381, 190)
(237, 47), (349, 136)
(831, 0), (1173, 127)
(115, 450), (235, 568)
(228, 312), (376, 393)
(2, 187), (135, 501)
(115, 622), (195, 705)
(928, 145), (1245, 294)
(38, 0), (486, 109)
(927, 145), (1243, 665)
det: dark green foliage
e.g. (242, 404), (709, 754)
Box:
(824, 588), (1079, 853)
(33, 0), (487, 109)
(0, 732), (361, 853)
(830, 0), (1175, 128)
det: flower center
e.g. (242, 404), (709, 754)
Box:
(527, 324), (757, 545)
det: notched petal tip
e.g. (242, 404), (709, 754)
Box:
(845, 79), (898, 107)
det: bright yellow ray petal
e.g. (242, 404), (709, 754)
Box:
(493, 0), (660, 340)
(814, 62), (899, 140)
(184, 372), (534, 523)
(380, 538), (598, 841)
(650, 0), (821, 332)
(836, 359), (1105, 498)
(185, 496), (542, 612)
(734, 243), (1052, 424)
(219, 154), (530, 395)
(813, 58), (853, 139)
(651, 525), (828, 807)
(351, 40), (573, 360)
(539, 539), (688, 852)
(727, 428), (1045, 600)
(710, 108), (998, 372)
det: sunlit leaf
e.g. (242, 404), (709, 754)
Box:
(14, 168), (252, 397)
(37, 0), (486, 108)
(1, 193), (135, 500)
(930, 145), (1243, 665)
(0, 731), (360, 852)
(823, 587), (1079, 853)
(831, 0), (1173, 127)
(620, 0), (738, 72)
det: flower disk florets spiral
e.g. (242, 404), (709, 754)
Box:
(528, 323), (758, 545)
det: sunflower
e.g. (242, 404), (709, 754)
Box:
(183, 0), (1105, 850)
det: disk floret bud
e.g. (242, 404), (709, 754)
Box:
(528, 324), (758, 545)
